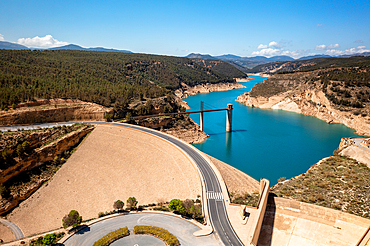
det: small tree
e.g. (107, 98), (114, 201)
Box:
(125, 112), (135, 124)
(42, 233), (56, 246)
(104, 113), (113, 122)
(169, 199), (186, 216)
(0, 184), (10, 198)
(62, 210), (82, 228)
(126, 197), (138, 210)
(169, 199), (182, 211)
(113, 200), (124, 210)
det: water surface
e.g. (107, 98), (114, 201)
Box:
(184, 76), (357, 185)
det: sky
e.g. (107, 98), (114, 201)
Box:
(0, 0), (369, 58)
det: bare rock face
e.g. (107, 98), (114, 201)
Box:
(175, 82), (246, 99)
(0, 99), (113, 126)
(236, 73), (370, 136)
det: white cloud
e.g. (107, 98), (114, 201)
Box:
(315, 44), (339, 51)
(324, 45), (370, 56)
(251, 48), (308, 59)
(17, 35), (68, 48)
(0, 34), (4, 41)
(257, 44), (268, 49)
(269, 41), (280, 48)
(355, 40), (363, 43)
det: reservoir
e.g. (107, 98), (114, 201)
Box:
(184, 75), (357, 185)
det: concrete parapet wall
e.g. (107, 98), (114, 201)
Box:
(250, 178), (269, 246)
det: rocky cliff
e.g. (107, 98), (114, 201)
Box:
(236, 71), (370, 136)
(175, 81), (246, 99)
(0, 99), (113, 126)
(0, 126), (93, 215)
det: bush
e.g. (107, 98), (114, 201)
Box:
(62, 210), (82, 228)
(0, 184), (10, 198)
(126, 197), (138, 210)
(113, 200), (124, 210)
(42, 233), (56, 246)
(133, 225), (179, 246)
(29, 232), (65, 246)
(93, 227), (129, 246)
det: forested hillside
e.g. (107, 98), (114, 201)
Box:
(191, 58), (247, 78)
(0, 50), (234, 110)
(247, 56), (370, 75)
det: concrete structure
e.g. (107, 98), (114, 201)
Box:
(226, 103), (233, 132)
(258, 197), (370, 246)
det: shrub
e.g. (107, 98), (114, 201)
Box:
(42, 233), (56, 246)
(62, 210), (82, 228)
(93, 227), (129, 246)
(169, 199), (182, 211)
(133, 225), (179, 246)
(0, 184), (10, 198)
(126, 197), (138, 210)
(113, 200), (124, 210)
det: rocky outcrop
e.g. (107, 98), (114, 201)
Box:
(236, 76), (370, 136)
(175, 82), (246, 99)
(0, 126), (93, 215)
(0, 99), (113, 126)
(0, 126), (93, 185)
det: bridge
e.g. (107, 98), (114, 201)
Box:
(134, 101), (233, 132)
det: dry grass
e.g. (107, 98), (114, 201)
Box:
(272, 155), (370, 218)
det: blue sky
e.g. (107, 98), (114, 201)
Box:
(0, 0), (369, 58)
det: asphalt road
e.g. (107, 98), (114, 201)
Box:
(0, 218), (24, 240)
(107, 122), (244, 246)
(63, 213), (222, 246)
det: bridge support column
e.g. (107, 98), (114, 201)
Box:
(226, 104), (233, 132)
(200, 101), (204, 132)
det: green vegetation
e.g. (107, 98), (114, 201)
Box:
(62, 210), (82, 228)
(169, 198), (203, 222)
(133, 225), (180, 246)
(0, 49), (234, 112)
(92, 227), (129, 246)
(272, 155), (370, 218)
(191, 58), (248, 78)
(29, 232), (65, 246)
(126, 197), (138, 210)
(113, 200), (124, 210)
(230, 192), (260, 207)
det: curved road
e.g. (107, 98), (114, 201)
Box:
(63, 213), (222, 246)
(105, 122), (243, 246)
(0, 218), (24, 240)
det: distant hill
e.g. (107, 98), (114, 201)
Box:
(0, 41), (29, 50)
(186, 53), (296, 71)
(0, 41), (132, 53)
(248, 56), (370, 75)
(49, 44), (132, 53)
(186, 53), (216, 59)
(191, 58), (247, 78)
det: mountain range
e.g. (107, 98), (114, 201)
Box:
(0, 41), (132, 53)
(1, 40), (369, 71)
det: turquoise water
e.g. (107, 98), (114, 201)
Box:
(184, 76), (357, 185)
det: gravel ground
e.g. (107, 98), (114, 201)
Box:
(0, 223), (13, 243)
(7, 124), (201, 237)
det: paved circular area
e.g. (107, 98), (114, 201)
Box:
(63, 213), (222, 246)
(110, 234), (165, 246)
